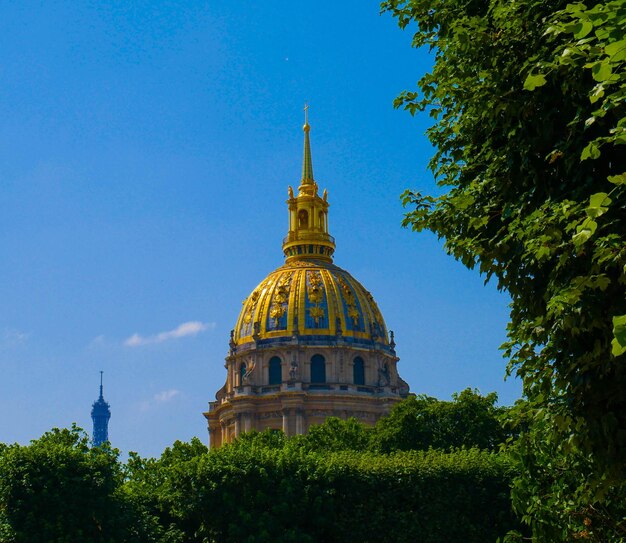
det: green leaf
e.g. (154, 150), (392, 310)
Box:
(591, 275), (611, 291)
(536, 246), (552, 260)
(605, 39), (626, 61)
(589, 85), (605, 104)
(523, 73), (547, 91)
(589, 192), (611, 208)
(580, 141), (601, 160)
(591, 61), (612, 82)
(451, 194), (475, 210)
(573, 217), (597, 246)
(585, 192), (612, 219)
(607, 173), (626, 185)
(572, 230), (591, 246)
(611, 315), (626, 356)
(469, 215), (489, 230)
(573, 20), (593, 38)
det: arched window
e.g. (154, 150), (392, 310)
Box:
(353, 357), (365, 385)
(268, 356), (282, 385)
(318, 210), (324, 230)
(298, 209), (309, 228)
(239, 362), (247, 385)
(310, 354), (326, 383)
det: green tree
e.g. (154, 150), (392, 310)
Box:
(0, 426), (153, 543)
(371, 389), (507, 453)
(123, 438), (208, 543)
(290, 417), (372, 452)
(148, 439), (517, 543)
(382, 0), (626, 539)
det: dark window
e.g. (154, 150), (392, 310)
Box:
(310, 354), (326, 383)
(269, 356), (282, 385)
(353, 357), (365, 385)
(239, 362), (247, 385)
(298, 209), (309, 228)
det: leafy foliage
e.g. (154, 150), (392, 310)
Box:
(291, 416), (372, 452)
(143, 441), (517, 543)
(1, 397), (517, 543)
(382, 0), (626, 539)
(0, 425), (155, 543)
(123, 439), (210, 543)
(505, 401), (626, 543)
(371, 388), (508, 453)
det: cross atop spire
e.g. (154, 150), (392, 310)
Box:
(300, 103), (315, 189)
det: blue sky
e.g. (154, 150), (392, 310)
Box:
(0, 1), (520, 458)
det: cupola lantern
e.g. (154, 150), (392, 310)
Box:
(283, 105), (335, 263)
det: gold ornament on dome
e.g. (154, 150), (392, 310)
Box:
(278, 260), (325, 269)
(269, 305), (286, 322)
(347, 306), (360, 325)
(309, 306), (325, 323)
(307, 275), (323, 304)
(307, 271), (326, 325)
(269, 274), (291, 326)
(243, 289), (261, 324)
(365, 290), (385, 324)
(337, 275), (360, 326)
(274, 276), (290, 304)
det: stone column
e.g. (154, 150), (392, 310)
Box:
(295, 409), (304, 435)
(248, 412), (256, 433)
(282, 409), (291, 436)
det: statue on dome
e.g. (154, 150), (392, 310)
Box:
(377, 362), (391, 387)
(242, 358), (256, 384)
(289, 356), (299, 381)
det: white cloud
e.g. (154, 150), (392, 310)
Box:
(124, 321), (215, 347)
(139, 389), (181, 412)
(1, 328), (30, 346)
(88, 334), (106, 348)
(154, 389), (180, 403)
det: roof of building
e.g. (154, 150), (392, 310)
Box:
(232, 108), (393, 353)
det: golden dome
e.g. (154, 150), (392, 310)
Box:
(206, 109), (407, 449)
(231, 108), (393, 354)
(234, 259), (391, 350)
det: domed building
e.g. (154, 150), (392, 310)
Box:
(204, 112), (409, 447)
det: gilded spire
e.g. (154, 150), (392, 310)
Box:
(301, 103), (315, 186)
(284, 108), (335, 263)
